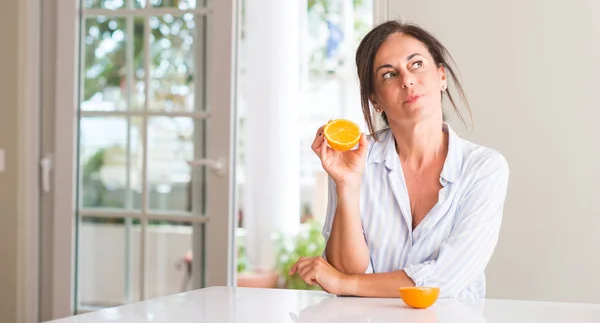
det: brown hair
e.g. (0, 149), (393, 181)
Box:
(356, 20), (472, 140)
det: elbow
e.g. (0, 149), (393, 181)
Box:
(325, 249), (369, 274)
(428, 274), (482, 299)
(338, 263), (369, 275)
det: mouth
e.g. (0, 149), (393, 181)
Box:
(404, 94), (424, 104)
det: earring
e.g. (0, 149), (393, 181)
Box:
(375, 108), (382, 113)
(441, 85), (447, 91)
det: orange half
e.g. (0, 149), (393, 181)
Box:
(398, 287), (440, 309)
(323, 119), (361, 151)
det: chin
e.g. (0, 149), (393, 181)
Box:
(403, 104), (428, 116)
(397, 106), (438, 122)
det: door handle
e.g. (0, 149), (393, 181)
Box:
(187, 158), (226, 176)
(40, 155), (53, 193)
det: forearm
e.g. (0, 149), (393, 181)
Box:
(325, 184), (370, 274)
(342, 270), (415, 297)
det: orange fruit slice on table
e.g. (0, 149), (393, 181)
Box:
(323, 119), (362, 151)
(398, 287), (440, 309)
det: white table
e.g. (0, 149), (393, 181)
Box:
(47, 286), (600, 323)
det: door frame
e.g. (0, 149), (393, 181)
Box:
(16, 0), (41, 322)
(51, 0), (80, 319)
(41, 0), (239, 320)
(38, 0), (80, 320)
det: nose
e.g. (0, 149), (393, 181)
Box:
(400, 73), (415, 88)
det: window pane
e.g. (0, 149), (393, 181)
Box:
(80, 117), (142, 209)
(147, 117), (200, 213)
(148, 14), (199, 112)
(149, 0), (198, 9)
(78, 217), (141, 308)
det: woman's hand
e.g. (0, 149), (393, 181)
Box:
(289, 257), (348, 295)
(311, 124), (369, 188)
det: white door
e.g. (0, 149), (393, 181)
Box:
(40, 0), (238, 319)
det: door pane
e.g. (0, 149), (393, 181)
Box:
(83, 0), (126, 10)
(150, 0), (198, 9)
(82, 17), (145, 111)
(149, 14), (199, 112)
(147, 117), (199, 213)
(133, 0), (146, 9)
(80, 117), (142, 209)
(78, 217), (141, 308)
(82, 18), (126, 111)
(144, 221), (201, 298)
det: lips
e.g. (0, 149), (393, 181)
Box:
(404, 94), (423, 104)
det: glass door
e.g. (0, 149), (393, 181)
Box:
(75, 0), (237, 312)
(40, 0), (237, 318)
(234, 0), (373, 291)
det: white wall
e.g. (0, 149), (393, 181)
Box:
(387, 0), (600, 303)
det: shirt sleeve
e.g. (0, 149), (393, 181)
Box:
(321, 175), (374, 274)
(403, 152), (510, 297)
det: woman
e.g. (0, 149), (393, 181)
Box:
(289, 20), (509, 299)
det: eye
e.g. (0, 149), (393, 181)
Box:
(411, 61), (423, 69)
(382, 71), (396, 79)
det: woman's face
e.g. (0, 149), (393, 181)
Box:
(371, 33), (447, 124)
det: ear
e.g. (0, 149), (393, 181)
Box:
(438, 65), (447, 88)
(369, 94), (378, 107)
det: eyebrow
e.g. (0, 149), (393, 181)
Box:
(375, 53), (425, 73)
(406, 53), (423, 61)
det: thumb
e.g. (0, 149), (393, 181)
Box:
(356, 133), (369, 156)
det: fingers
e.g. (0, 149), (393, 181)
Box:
(302, 261), (321, 286)
(298, 263), (318, 285)
(289, 257), (309, 275)
(290, 257), (319, 285)
(311, 125), (326, 156)
(320, 136), (329, 163)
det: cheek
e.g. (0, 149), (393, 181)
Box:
(424, 73), (441, 88)
(376, 84), (401, 100)
(422, 76), (443, 97)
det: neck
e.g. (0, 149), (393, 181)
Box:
(388, 117), (447, 169)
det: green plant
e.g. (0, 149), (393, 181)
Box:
(275, 220), (326, 290)
(236, 230), (252, 274)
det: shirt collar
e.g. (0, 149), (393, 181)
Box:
(440, 123), (463, 183)
(368, 122), (463, 183)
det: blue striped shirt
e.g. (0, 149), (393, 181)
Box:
(322, 123), (509, 299)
